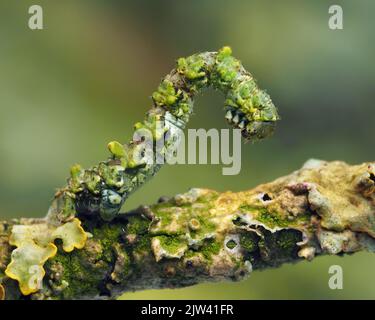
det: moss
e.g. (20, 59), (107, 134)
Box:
(239, 204), (311, 229)
(256, 229), (302, 265)
(196, 190), (220, 205)
(132, 234), (151, 255)
(125, 215), (158, 256)
(189, 215), (216, 239)
(156, 235), (186, 255)
(239, 205), (290, 228)
(126, 216), (150, 235)
(240, 232), (259, 252)
(46, 248), (108, 299)
(226, 239), (237, 249)
(275, 230), (301, 252)
(111, 243), (131, 283)
(152, 206), (173, 228)
(200, 239), (221, 261)
(92, 223), (123, 262)
(183, 249), (197, 259)
(257, 210), (290, 228)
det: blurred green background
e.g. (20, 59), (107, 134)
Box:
(1, 0), (374, 299)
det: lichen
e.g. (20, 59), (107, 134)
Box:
(2, 160), (374, 299)
(5, 242), (57, 295)
(5, 218), (87, 295)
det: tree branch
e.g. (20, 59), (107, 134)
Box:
(1, 159), (374, 300)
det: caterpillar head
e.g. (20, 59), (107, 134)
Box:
(225, 107), (278, 142)
(224, 70), (280, 142)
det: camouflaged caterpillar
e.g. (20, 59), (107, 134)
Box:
(47, 46), (280, 223)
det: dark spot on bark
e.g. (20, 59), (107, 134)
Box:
(262, 193), (272, 201)
(232, 216), (248, 226)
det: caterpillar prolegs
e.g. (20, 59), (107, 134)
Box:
(47, 47), (280, 223)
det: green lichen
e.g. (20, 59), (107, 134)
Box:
(133, 111), (168, 141)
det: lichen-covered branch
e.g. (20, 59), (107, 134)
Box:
(1, 160), (374, 300)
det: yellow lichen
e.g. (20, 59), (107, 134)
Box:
(52, 219), (87, 252)
(5, 218), (87, 295)
(5, 242), (57, 295)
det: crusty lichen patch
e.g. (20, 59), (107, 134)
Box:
(142, 160), (375, 281)
(237, 159), (375, 259)
(5, 218), (87, 295)
(145, 187), (304, 279)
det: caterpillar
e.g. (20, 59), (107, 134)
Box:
(47, 46), (280, 223)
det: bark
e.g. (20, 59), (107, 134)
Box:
(0, 159), (374, 300)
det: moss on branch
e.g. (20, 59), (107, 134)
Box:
(0, 160), (374, 300)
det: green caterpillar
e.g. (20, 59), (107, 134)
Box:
(47, 46), (280, 223)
